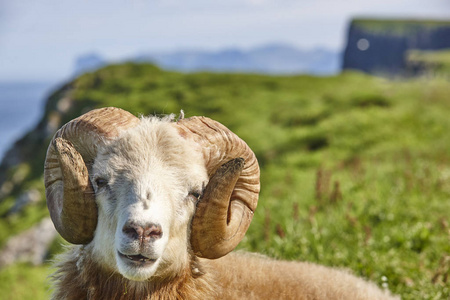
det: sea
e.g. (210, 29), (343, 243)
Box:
(0, 81), (59, 162)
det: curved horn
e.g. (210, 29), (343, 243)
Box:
(176, 117), (260, 259)
(44, 107), (140, 244)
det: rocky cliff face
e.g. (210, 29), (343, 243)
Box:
(0, 82), (79, 265)
(342, 19), (450, 75)
(0, 83), (75, 188)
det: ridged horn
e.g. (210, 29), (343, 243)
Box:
(176, 117), (260, 259)
(44, 107), (140, 244)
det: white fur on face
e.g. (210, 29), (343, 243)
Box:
(90, 116), (208, 281)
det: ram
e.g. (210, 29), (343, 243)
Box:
(45, 107), (397, 299)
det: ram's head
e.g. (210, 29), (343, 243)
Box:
(44, 107), (259, 281)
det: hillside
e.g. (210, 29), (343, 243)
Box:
(0, 63), (449, 299)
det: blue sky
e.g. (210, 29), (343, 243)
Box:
(0, 0), (449, 81)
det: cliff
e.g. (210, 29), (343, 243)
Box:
(342, 19), (450, 75)
(0, 82), (77, 267)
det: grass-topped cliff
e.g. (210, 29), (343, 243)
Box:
(0, 63), (450, 299)
(343, 18), (450, 75)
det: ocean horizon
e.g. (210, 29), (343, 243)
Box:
(0, 81), (58, 162)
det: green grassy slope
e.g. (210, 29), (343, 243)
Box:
(1, 63), (449, 299)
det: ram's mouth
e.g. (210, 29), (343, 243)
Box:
(118, 252), (156, 265)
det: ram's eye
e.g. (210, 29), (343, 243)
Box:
(189, 191), (202, 200)
(95, 178), (108, 188)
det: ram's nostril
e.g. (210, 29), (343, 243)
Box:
(122, 222), (142, 240)
(122, 222), (162, 240)
(144, 223), (163, 239)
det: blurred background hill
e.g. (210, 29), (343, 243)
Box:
(0, 1), (449, 299)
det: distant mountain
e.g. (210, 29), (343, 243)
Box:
(73, 53), (107, 76)
(75, 44), (340, 76)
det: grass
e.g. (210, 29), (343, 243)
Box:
(1, 63), (450, 299)
(352, 18), (450, 35)
(0, 263), (52, 300)
(407, 49), (450, 76)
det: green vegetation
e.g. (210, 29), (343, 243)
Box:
(352, 18), (450, 35)
(1, 63), (450, 299)
(407, 49), (450, 76)
(0, 263), (52, 299)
